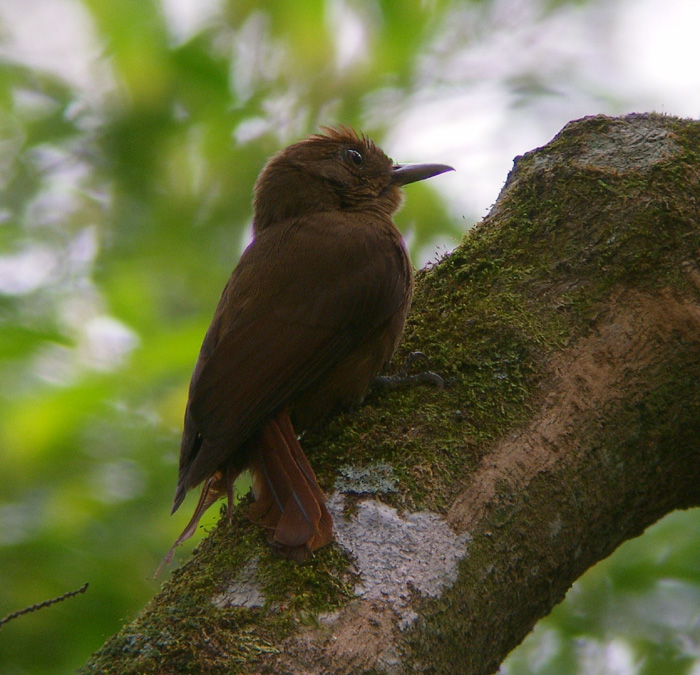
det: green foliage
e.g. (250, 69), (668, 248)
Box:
(503, 511), (700, 675)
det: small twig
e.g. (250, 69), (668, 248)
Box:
(0, 582), (89, 630)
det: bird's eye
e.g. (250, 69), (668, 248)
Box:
(345, 148), (363, 167)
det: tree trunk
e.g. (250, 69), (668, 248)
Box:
(79, 113), (700, 675)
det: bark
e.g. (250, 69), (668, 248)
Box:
(79, 113), (700, 675)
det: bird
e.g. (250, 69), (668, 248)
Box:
(162, 126), (453, 567)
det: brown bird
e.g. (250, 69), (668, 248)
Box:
(163, 126), (452, 566)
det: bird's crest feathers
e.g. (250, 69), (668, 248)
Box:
(308, 125), (380, 154)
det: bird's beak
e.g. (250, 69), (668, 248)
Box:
(391, 163), (454, 186)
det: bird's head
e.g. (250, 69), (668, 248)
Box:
(252, 126), (453, 233)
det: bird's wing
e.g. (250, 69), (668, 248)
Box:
(175, 212), (410, 498)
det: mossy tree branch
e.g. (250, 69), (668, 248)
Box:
(80, 113), (700, 675)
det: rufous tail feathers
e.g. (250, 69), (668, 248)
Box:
(248, 408), (333, 554)
(156, 469), (235, 577)
(158, 408), (332, 575)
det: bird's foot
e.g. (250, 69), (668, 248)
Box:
(373, 351), (445, 390)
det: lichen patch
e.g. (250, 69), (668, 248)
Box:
(211, 558), (265, 609)
(328, 493), (470, 623)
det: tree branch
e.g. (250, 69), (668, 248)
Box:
(80, 113), (700, 675)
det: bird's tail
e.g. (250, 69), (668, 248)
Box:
(248, 408), (333, 556)
(155, 468), (234, 578)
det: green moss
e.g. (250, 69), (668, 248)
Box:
(408, 319), (700, 673)
(80, 507), (357, 674)
(256, 542), (356, 612)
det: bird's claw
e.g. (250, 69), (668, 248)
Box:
(373, 351), (445, 390)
